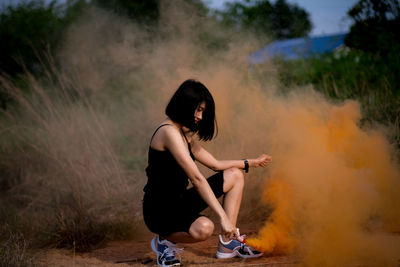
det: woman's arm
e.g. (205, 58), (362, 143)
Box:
(191, 140), (272, 171)
(161, 127), (236, 237)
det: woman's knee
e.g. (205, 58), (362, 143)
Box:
(223, 167), (244, 192)
(189, 217), (214, 241)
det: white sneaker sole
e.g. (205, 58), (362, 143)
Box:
(216, 249), (263, 259)
(216, 250), (237, 259)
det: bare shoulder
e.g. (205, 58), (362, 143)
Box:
(150, 124), (182, 150)
(162, 125), (182, 140)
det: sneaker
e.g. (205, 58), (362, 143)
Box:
(216, 232), (263, 259)
(151, 236), (183, 266)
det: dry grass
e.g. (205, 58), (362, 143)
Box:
(0, 225), (36, 267)
(0, 55), (146, 252)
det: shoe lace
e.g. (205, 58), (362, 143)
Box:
(161, 241), (184, 260)
(240, 243), (253, 253)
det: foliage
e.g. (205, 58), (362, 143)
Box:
(0, 0), (214, 109)
(345, 0), (400, 55)
(0, 0), (206, 74)
(0, 0), (161, 78)
(92, 0), (159, 23)
(62, 0), (91, 25)
(218, 0), (312, 39)
(0, 0), (83, 109)
(275, 50), (400, 147)
(0, 0), (63, 76)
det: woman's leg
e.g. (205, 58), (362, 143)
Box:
(216, 169), (263, 258)
(160, 169), (244, 244)
(222, 167), (244, 227)
(162, 216), (214, 243)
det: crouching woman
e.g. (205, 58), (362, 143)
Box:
(143, 79), (272, 266)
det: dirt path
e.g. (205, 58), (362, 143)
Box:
(37, 228), (298, 266)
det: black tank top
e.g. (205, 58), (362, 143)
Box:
(143, 124), (195, 197)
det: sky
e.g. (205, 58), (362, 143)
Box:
(204, 0), (359, 36)
(0, 0), (359, 36)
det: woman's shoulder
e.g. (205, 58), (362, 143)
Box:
(154, 122), (180, 136)
(151, 122), (181, 146)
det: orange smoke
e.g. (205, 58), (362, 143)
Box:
(247, 177), (295, 255)
(247, 98), (400, 265)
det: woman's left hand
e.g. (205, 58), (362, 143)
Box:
(250, 154), (272, 168)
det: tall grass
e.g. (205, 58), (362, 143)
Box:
(0, 56), (147, 252)
(0, 225), (36, 267)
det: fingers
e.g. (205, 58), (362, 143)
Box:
(258, 154), (272, 167)
(231, 228), (241, 240)
(221, 219), (236, 240)
(248, 154), (272, 168)
(228, 228), (244, 242)
(223, 230), (235, 240)
(262, 154), (272, 161)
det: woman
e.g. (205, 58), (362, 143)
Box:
(143, 79), (272, 266)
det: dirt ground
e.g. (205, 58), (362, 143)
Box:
(37, 227), (298, 267)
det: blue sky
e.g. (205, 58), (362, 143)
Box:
(1, 0), (359, 36)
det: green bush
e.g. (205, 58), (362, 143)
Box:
(276, 50), (400, 148)
(0, 1), (63, 76)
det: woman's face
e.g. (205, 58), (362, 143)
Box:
(194, 101), (206, 125)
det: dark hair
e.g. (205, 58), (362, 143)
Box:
(166, 79), (217, 141)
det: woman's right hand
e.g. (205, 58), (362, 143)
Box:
(220, 216), (237, 239)
(251, 154), (272, 168)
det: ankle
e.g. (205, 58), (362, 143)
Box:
(220, 235), (231, 243)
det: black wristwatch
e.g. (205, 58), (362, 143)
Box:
(243, 159), (249, 173)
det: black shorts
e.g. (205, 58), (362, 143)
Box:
(143, 171), (224, 237)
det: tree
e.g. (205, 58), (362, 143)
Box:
(0, 0), (63, 76)
(93, 0), (159, 23)
(344, 0), (400, 55)
(218, 0), (312, 39)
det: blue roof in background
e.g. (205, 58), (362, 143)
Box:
(249, 33), (347, 63)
